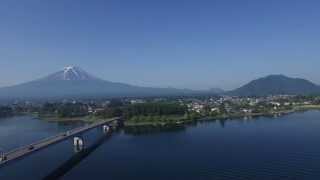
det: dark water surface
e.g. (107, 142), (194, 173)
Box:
(1, 111), (320, 179)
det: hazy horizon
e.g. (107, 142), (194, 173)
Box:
(1, 0), (320, 90)
(0, 65), (319, 92)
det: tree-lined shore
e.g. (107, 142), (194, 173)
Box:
(2, 95), (320, 127)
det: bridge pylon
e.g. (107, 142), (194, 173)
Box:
(73, 136), (84, 153)
(102, 125), (110, 134)
(0, 149), (6, 162)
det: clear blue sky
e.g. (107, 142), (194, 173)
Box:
(0, 0), (320, 90)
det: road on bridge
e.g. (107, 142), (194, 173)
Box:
(0, 117), (120, 166)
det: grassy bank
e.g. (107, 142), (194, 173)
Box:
(294, 105), (320, 111)
(124, 115), (193, 126)
(124, 106), (320, 127)
(35, 113), (99, 123)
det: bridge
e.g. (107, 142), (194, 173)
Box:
(43, 130), (113, 180)
(0, 117), (122, 167)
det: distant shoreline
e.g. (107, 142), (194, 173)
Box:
(19, 105), (320, 127)
(123, 105), (320, 127)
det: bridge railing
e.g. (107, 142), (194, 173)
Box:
(3, 117), (120, 157)
(4, 125), (90, 156)
(4, 132), (67, 156)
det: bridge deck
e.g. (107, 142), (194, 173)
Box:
(0, 117), (120, 166)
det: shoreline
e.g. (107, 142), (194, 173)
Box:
(15, 105), (320, 127)
(124, 106), (320, 127)
(31, 113), (100, 123)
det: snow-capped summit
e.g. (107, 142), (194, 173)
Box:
(45, 66), (98, 81)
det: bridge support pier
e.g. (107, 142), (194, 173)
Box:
(73, 137), (84, 153)
(0, 152), (5, 162)
(102, 125), (110, 134)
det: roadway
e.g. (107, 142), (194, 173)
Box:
(0, 117), (120, 166)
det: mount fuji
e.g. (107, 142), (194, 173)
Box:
(0, 66), (197, 99)
(45, 66), (98, 81)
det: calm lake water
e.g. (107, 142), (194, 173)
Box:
(1, 111), (320, 179)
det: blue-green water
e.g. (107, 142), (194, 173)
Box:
(1, 111), (320, 179)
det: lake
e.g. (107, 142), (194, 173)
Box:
(1, 111), (320, 179)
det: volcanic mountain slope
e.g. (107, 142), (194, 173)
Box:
(229, 75), (320, 96)
(0, 66), (197, 99)
(1, 67), (318, 99)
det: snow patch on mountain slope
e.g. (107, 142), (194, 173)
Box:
(45, 66), (98, 81)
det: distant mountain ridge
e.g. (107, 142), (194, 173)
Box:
(0, 66), (207, 99)
(209, 88), (225, 94)
(229, 75), (320, 96)
(0, 67), (319, 99)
